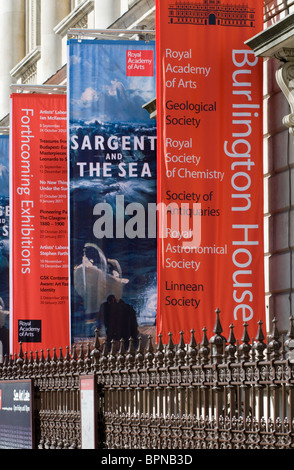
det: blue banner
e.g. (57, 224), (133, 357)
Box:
(68, 40), (157, 345)
(0, 135), (9, 357)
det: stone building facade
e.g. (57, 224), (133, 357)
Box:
(1, 0), (294, 335)
(0, 0), (155, 124)
(247, 0), (294, 333)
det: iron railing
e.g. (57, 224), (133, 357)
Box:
(2, 309), (294, 449)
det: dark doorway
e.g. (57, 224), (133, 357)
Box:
(209, 14), (216, 25)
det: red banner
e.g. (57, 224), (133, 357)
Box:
(10, 94), (70, 354)
(156, 0), (265, 342)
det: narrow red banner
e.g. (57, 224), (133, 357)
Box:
(156, 0), (265, 342)
(10, 94), (70, 354)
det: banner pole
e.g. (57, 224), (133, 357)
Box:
(10, 85), (66, 94)
(67, 28), (155, 35)
(67, 28), (155, 40)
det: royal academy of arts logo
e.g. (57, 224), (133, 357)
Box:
(168, 0), (255, 27)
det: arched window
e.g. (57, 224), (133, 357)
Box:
(209, 13), (216, 25)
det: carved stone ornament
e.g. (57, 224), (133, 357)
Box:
(275, 48), (294, 134)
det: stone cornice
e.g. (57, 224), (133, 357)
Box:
(10, 47), (41, 80)
(246, 13), (294, 134)
(54, 0), (94, 37)
(110, 0), (155, 31)
(245, 12), (294, 58)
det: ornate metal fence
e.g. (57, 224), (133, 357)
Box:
(1, 309), (294, 449)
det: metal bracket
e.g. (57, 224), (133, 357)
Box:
(10, 84), (67, 94)
(67, 28), (155, 43)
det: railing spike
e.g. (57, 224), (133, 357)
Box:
(34, 350), (40, 374)
(13, 354), (18, 376)
(3, 354), (8, 367)
(101, 340), (109, 357)
(71, 344), (77, 360)
(287, 316), (294, 340)
(46, 348), (51, 363)
(176, 330), (186, 366)
(108, 340), (117, 369)
(70, 344), (77, 372)
(77, 344), (85, 372)
(118, 338), (126, 355)
(213, 308), (223, 336)
(256, 320), (265, 343)
(286, 316), (294, 360)
(117, 339), (126, 369)
(78, 343), (85, 360)
(145, 335), (154, 368)
(268, 317), (281, 360)
(18, 342), (24, 360)
(253, 320), (266, 361)
(165, 332), (175, 366)
(52, 347), (58, 363)
(126, 337), (135, 367)
(241, 322), (250, 344)
(28, 351), (34, 374)
(24, 350), (29, 366)
(64, 346), (70, 373)
(199, 327), (210, 363)
(239, 322), (251, 361)
(157, 333), (164, 352)
(135, 336), (144, 367)
(210, 309), (227, 363)
(179, 330), (185, 346)
(58, 347), (64, 363)
(17, 343), (24, 370)
(189, 328), (197, 349)
(39, 350), (45, 373)
(91, 331), (101, 372)
(225, 323), (237, 362)
(93, 328), (101, 351)
(167, 331), (174, 350)
(187, 329), (198, 364)
(228, 323), (236, 345)
(86, 342), (92, 359)
(155, 333), (164, 366)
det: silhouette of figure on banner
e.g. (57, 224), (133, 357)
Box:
(98, 294), (138, 351)
(117, 299), (139, 350)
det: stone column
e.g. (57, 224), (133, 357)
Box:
(94, 0), (128, 28)
(0, 0), (25, 119)
(39, 0), (70, 84)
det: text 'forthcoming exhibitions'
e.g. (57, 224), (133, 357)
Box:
(10, 94), (70, 353)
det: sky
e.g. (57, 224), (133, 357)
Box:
(68, 39), (156, 123)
